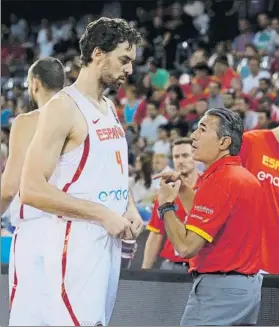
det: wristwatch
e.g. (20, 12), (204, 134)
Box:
(157, 202), (178, 220)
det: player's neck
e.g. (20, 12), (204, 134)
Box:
(37, 91), (57, 108)
(75, 68), (104, 101)
(272, 127), (279, 143)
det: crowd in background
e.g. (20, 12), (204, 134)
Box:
(1, 1), (279, 232)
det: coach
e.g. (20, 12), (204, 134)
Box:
(154, 108), (263, 326)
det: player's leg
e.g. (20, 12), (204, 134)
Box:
(105, 237), (122, 325)
(46, 219), (112, 326)
(9, 221), (45, 326)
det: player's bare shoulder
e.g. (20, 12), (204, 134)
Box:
(10, 110), (41, 143)
(42, 88), (89, 154)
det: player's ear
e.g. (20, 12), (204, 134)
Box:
(32, 77), (41, 95)
(91, 47), (105, 63)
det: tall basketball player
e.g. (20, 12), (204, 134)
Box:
(1, 57), (65, 325)
(20, 18), (143, 326)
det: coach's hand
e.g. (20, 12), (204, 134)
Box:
(153, 171), (191, 192)
(123, 209), (144, 238)
(157, 179), (181, 206)
(102, 215), (133, 239)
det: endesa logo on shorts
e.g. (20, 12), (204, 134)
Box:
(98, 188), (129, 202)
(257, 171), (279, 187)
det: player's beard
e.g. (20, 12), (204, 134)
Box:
(100, 65), (126, 90)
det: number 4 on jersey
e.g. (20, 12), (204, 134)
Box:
(115, 150), (123, 174)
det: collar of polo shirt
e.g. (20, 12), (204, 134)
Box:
(199, 156), (241, 182)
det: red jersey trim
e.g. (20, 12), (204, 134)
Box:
(59, 134), (90, 326)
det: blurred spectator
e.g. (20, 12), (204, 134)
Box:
(207, 81), (224, 109)
(164, 84), (184, 107)
(270, 47), (279, 74)
(152, 153), (170, 175)
(129, 153), (157, 205)
(190, 98), (208, 131)
(233, 97), (258, 130)
(208, 41), (234, 68)
(140, 100), (168, 144)
(253, 13), (276, 54)
(271, 18), (279, 50)
(146, 57), (169, 90)
(189, 48), (207, 68)
(223, 90), (235, 109)
(192, 63), (212, 90)
(256, 109), (271, 129)
(152, 124), (171, 156)
(165, 101), (185, 125)
(1, 98), (16, 127)
(253, 77), (276, 100)
(1, 143), (8, 173)
(258, 96), (279, 122)
(123, 85), (141, 124)
(242, 56), (270, 93)
(238, 43), (259, 79)
(233, 18), (255, 56)
(213, 55), (239, 90)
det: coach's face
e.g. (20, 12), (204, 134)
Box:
(172, 143), (195, 176)
(190, 115), (231, 167)
(100, 41), (136, 90)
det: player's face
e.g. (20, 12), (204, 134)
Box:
(100, 41), (136, 90)
(27, 71), (38, 110)
(172, 144), (195, 175)
(191, 115), (230, 165)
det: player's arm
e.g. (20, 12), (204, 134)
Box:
(20, 97), (124, 224)
(142, 231), (164, 269)
(1, 115), (36, 214)
(142, 198), (164, 269)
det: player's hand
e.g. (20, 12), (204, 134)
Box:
(157, 179), (181, 206)
(123, 209), (144, 238)
(102, 215), (133, 239)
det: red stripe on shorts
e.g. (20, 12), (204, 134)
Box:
(62, 221), (80, 326)
(19, 204), (24, 219)
(59, 135), (90, 325)
(10, 232), (18, 310)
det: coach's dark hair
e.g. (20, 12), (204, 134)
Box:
(206, 108), (244, 156)
(30, 57), (65, 90)
(79, 17), (142, 66)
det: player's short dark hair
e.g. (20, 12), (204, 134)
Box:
(79, 17), (142, 66)
(206, 108), (244, 156)
(172, 137), (193, 147)
(30, 57), (65, 91)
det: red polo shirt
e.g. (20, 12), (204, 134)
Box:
(147, 197), (188, 263)
(186, 156), (261, 274)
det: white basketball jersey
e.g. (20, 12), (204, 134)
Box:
(9, 108), (59, 227)
(52, 85), (129, 220)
